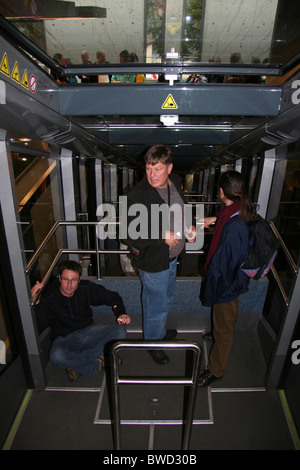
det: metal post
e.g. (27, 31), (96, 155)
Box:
(110, 340), (202, 450)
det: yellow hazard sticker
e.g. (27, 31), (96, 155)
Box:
(166, 23), (181, 35)
(21, 69), (29, 89)
(0, 53), (31, 91)
(161, 94), (178, 110)
(0, 52), (10, 77)
(11, 61), (20, 83)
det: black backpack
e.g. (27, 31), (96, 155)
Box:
(241, 216), (280, 280)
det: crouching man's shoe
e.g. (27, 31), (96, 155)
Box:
(198, 369), (222, 387)
(65, 367), (80, 382)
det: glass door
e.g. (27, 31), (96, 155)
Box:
(0, 207), (29, 448)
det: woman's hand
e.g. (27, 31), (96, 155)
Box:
(199, 217), (217, 229)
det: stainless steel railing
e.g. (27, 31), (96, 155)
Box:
(25, 219), (205, 305)
(110, 340), (202, 450)
(26, 218), (296, 309)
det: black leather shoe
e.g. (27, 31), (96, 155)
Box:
(203, 332), (214, 342)
(163, 329), (177, 340)
(198, 369), (222, 387)
(65, 368), (80, 382)
(149, 350), (169, 365)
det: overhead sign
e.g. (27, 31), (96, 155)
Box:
(162, 94), (178, 110)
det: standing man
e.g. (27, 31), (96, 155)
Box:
(32, 260), (130, 381)
(123, 145), (196, 364)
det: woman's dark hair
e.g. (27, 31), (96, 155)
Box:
(144, 145), (173, 166)
(219, 170), (259, 224)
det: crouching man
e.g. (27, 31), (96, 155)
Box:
(31, 260), (131, 381)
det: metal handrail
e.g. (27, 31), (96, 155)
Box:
(25, 218), (205, 289)
(26, 218), (297, 310)
(26, 218), (205, 305)
(270, 222), (298, 275)
(25, 219), (205, 276)
(270, 265), (289, 308)
(110, 340), (202, 451)
(25, 220), (100, 274)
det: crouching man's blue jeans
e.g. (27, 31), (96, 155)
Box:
(49, 323), (127, 376)
(138, 257), (177, 340)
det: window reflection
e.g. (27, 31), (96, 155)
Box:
(0, 221), (18, 376)
(262, 274), (289, 335)
(2, 0), (285, 71)
(12, 151), (64, 280)
(275, 158), (300, 264)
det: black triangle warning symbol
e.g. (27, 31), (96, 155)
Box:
(162, 94), (178, 109)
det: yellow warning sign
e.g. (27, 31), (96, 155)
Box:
(161, 94), (178, 110)
(0, 52), (10, 77)
(11, 61), (20, 83)
(21, 69), (29, 89)
(166, 23), (181, 35)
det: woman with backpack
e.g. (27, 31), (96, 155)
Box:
(198, 170), (259, 387)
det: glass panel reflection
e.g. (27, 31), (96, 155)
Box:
(12, 151), (64, 281)
(2, 0), (294, 71)
(275, 158), (300, 265)
(262, 272), (289, 335)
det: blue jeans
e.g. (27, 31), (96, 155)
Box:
(49, 323), (127, 376)
(138, 257), (177, 340)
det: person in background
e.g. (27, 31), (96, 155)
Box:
(79, 50), (92, 83)
(52, 53), (69, 83)
(111, 49), (135, 83)
(245, 56), (263, 84)
(224, 52), (244, 83)
(95, 50), (110, 83)
(129, 52), (145, 83)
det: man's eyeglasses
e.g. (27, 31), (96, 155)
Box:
(61, 278), (80, 283)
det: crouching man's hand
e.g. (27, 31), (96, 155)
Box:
(117, 314), (131, 325)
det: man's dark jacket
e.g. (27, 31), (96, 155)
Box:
(35, 279), (126, 339)
(123, 173), (187, 272)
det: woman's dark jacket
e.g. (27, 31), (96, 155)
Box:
(35, 279), (126, 339)
(200, 215), (254, 306)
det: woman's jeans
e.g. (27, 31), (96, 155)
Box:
(138, 257), (177, 340)
(49, 323), (127, 376)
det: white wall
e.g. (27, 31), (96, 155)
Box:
(201, 0), (278, 63)
(43, 0), (279, 65)
(44, 0), (144, 64)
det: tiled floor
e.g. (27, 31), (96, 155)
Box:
(7, 330), (296, 450)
